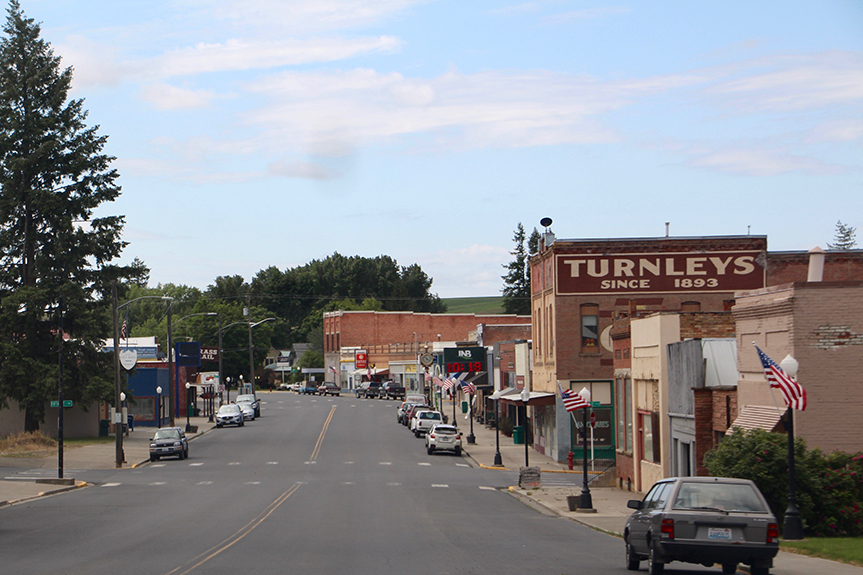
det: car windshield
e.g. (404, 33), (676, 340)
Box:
(236, 395), (254, 403)
(419, 412), (441, 420)
(673, 482), (768, 513)
(153, 429), (180, 440)
(219, 405), (240, 413)
(433, 427), (457, 435)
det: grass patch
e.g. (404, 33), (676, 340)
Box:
(0, 431), (57, 456)
(781, 538), (863, 566)
(441, 296), (504, 314)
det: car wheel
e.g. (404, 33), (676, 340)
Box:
(722, 563), (738, 574)
(179, 449), (185, 460)
(240, 420), (245, 426)
(414, 430), (420, 438)
(647, 541), (664, 575)
(149, 455), (156, 462)
(216, 423), (222, 428)
(454, 446), (462, 456)
(749, 567), (769, 575)
(427, 446), (434, 455)
(625, 540), (640, 571)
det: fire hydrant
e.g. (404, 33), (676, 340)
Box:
(567, 450), (574, 470)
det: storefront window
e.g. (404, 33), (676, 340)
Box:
(581, 304), (599, 352)
(641, 412), (660, 464)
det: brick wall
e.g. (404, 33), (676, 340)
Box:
(767, 251), (863, 285)
(693, 387), (737, 476)
(679, 312), (736, 339)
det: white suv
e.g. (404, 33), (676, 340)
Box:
(412, 410), (443, 437)
(426, 424), (462, 456)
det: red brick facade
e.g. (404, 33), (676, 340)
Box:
(693, 387), (737, 476)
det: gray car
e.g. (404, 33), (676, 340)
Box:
(215, 403), (244, 427)
(149, 427), (188, 461)
(623, 477), (779, 575)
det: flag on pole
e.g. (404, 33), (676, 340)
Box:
(755, 347), (807, 411)
(329, 366), (338, 374)
(558, 382), (590, 412)
(424, 372), (432, 383)
(120, 309), (129, 340)
(460, 379), (476, 395)
(432, 375), (443, 387)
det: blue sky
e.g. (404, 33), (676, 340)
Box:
(26, 0), (863, 297)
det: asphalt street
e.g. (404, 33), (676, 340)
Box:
(0, 394), (844, 575)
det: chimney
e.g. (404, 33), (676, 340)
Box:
(807, 246), (825, 282)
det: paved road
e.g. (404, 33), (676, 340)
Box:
(0, 394), (791, 574)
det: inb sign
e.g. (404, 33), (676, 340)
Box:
(442, 347), (486, 373)
(556, 251), (765, 295)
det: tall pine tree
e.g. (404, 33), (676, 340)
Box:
(501, 223), (535, 315)
(827, 220), (857, 251)
(0, 1), (145, 431)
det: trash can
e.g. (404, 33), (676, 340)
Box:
(461, 401), (468, 414)
(513, 425), (524, 444)
(99, 419), (110, 437)
(127, 415), (134, 432)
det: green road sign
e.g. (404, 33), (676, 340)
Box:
(50, 400), (73, 408)
(590, 401), (601, 407)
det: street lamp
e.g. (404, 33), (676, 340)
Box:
(491, 390), (503, 467)
(222, 317), (275, 400)
(111, 283), (173, 468)
(578, 387), (595, 512)
(521, 387), (531, 467)
(780, 354), (804, 540)
(185, 382), (192, 432)
(156, 386), (162, 427)
(225, 377), (231, 403)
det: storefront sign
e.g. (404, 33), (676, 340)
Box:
(200, 347), (219, 362)
(443, 347), (486, 373)
(355, 350), (368, 370)
(556, 251), (764, 295)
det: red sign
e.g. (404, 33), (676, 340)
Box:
(590, 411), (596, 428)
(556, 251), (764, 295)
(355, 351), (368, 370)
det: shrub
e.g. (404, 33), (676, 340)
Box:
(499, 416), (513, 437)
(703, 428), (863, 537)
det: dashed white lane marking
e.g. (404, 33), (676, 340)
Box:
(102, 483), (121, 488)
(456, 463), (469, 467)
(228, 462), (241, 466)
(244, 481), (261, 485)
(344, 461), (354, 465)
(431, 484), (449, 488)
(387, 482), (402, 486)
(197, 481), (213, 485)
(379, 462), (392, 466)
(342, 482), (355, 485)
(351, 405), (356, 408)
(418, 462), (431, 466)
(479, 486), (496, 491)
(151, 464), (166, 468)
(304, 461), (317, 465)
(189, 463), (203, 467)
(267, 461), (279, 465)
(149, 482), (166, 486)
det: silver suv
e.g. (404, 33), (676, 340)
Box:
(624, 477), (779, 575)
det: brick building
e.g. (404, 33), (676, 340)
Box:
(322, 310), (530, 390)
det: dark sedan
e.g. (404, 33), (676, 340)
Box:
(149, 427), (189, 461)
(623, 476), (779, 575)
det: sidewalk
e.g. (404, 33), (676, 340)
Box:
(0, 415), (216, 507)
(457, 408), (863, 575)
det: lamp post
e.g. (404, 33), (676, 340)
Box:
(185, 382), (192, 432)
(578, 386), (595, 512)
(239, 374), (244, 395)
(221, 317), (275, 400)
(780, 354), (804, 540)
(491, 390), (503, 467)
(119, 392), (127, 463)
(225, 377), (231, 403)
(521, 387), (530, 467)
(112, 284), (173, 468)
(156, 386), (162, 427)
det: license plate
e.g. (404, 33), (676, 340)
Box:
(708, 528), (732, 540)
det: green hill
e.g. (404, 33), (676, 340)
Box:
(441, 296), (505, 314)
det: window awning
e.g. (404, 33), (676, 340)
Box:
(499, 391), (556, 407)
(727, 405), (786, 435)
(351, 367), (389, 377)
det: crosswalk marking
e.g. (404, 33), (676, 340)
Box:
(431, 484), (449, 488)
(417, 462), (431, 466)
(479, 486), (496, 491)
(189, 463), (203, 467)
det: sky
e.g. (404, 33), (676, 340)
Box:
(21, 0), (863, 298)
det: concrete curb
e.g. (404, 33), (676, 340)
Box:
(0, 480), (88, 508)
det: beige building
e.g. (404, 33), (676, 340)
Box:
(733, 279), (863, 454)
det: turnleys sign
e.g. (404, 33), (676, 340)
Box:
(119, 348), (138, 370)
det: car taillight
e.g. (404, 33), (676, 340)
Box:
(767, 523), (779, 543)
(661, 518), (674, 539)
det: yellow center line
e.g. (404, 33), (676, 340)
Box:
(166, 405), (337, 575)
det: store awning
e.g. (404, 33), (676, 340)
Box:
(499, 391), (556, 407)
(726, 405), (786, 435)
(351, 367), (389, 377)
(264, 364), (292, 372)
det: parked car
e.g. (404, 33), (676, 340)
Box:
(317, 383), (341, 396)
(623, 476), (779, 575)
(149, 427), (188, 461)
(301, 384), (319, 395)
(378, 381), (405, 400)
(397, 400), (423, 424)
(412, 410), (443, 437)
(289, 383), (303, 392)
(356, 381), (382, 398)
(277, 383), (291, 390)
(425, 424), (462, 456)
(235, 394), (260, 417)
(215, 403), (244, 427)
(403, 404), (431, 427)
(236, 401), (256, 421)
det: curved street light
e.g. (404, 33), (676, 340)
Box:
(222, 317), (275, 399)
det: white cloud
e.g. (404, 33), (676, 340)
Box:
(540, 6), (631, 25)
(139, 82), (216, 110)
(268, 159), (336, 180)
(805, 119), (863, 144)
(687, 147), (846, 177)
(56, 35), (124, 90)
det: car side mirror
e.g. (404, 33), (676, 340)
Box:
(627, 500), (643, 510)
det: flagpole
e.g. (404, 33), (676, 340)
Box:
(779, 354), (804, 540)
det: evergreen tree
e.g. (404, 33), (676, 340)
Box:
(0, 1), (145, 431)
(827, 220), (857, 250)
(501, 223), (531, 315)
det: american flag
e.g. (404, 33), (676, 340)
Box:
(329, 366), (338, 374)
(120, 310), (129, 340)
(756, 347), (807, 411)
(432, 375), (443, 387)
(460, 379), (476, 395)
(558, 383), (590, 412)
(424, 372), (432, 383)
(442, 377), (456, 392)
